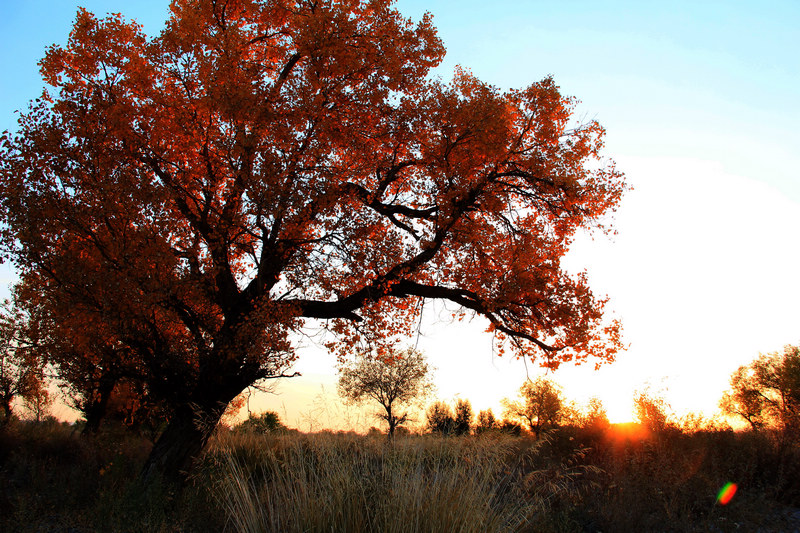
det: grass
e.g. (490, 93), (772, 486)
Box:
(0, 419), (221, 532)
(205, 431), (546, 533)
(1, 420), (800, 532)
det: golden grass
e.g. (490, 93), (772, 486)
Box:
(207, 431), (545, 533)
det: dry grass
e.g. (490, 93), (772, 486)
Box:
(0, 419), (221, 532)
(205, 431), (546, 533)
(2, 420), (800, 532)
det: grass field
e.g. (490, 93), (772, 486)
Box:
(2, 420), (799, 532)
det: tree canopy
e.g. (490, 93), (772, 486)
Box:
(0, 0), (625, 481)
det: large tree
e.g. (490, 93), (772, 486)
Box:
(0, 0), (625, 481)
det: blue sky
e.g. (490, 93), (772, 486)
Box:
(1, 1), (799, 426)
(401, 0), (800, 202)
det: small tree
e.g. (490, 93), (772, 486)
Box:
(426, 400), (455, 435)
(476, 408), (498, 434)
(721, 345), (800, 437)
(453, 398), (473, 436)
(503, 377), (564, 438)
(0, 299), (49, 426)
(338, 348), (432, 438)
(633, 389), (672, 434)
(580, 396), (610, 431)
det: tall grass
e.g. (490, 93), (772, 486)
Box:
(0, 419), (222, 532)
(3, 420), (800, 532)
(207, 432), (551, 533)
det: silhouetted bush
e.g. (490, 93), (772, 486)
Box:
(235, 410), (286, 434)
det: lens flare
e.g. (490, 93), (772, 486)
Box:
(716, 482), (737, 505)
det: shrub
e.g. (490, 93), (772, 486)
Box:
(236, 411), (286, 434)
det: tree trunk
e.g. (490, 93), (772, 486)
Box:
(139, 402), (221, 484)
(81, 376), (116, 435)
(386, 404), (395, 439)
(0, 397), (11, 426)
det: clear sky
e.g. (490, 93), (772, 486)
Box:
(1, 1), (799, 428)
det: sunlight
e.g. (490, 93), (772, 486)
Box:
(606, 422), (650, 443)
(4, 0), (800, 528)
(603, 395), (635, 424)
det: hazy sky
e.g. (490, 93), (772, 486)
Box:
(2, 1), (799, 427)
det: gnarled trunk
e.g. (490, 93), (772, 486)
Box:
(139, 400), (226, 484)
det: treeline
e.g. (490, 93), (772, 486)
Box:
(422, 385), (604, 439)
(334, 345), (800, 443)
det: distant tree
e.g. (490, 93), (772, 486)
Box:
(559, 400), (582, 427)
(633, 389), (672, 434)
(476, 408), (498, 434)
(0, 299), (49, 426)
(453, 398), (473, 435)
(338, 348), (432, 438)
(237, 411), (285, 434)
(720, 346), (800, 437)
(503, 377), (564, 438)
(426, 401), (456, 435)
(580, 396), (610, 431)
(23, 386), (51, 423)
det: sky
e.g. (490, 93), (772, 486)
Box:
(1, 0), (799, 428)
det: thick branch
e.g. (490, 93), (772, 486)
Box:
(144, 158), (240, 312)
(343, 162), (436, 239)
(295, 278), (559, 353)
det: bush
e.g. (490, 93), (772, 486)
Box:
(235, 411), (286, 434)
